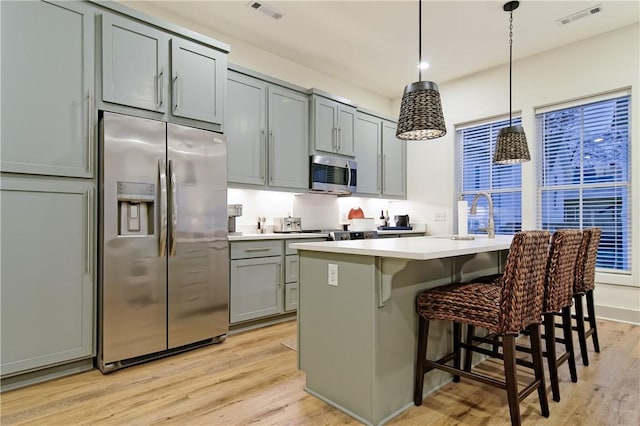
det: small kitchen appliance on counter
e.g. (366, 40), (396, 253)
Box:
(228, 204), (243, 235)
(273, 217), (302, 233)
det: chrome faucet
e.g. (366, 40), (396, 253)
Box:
(470, 192), (495, 238)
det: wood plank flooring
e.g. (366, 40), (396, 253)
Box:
(1, 319), (638, 425)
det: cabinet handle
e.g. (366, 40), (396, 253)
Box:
(269, 131), (274, 183)
(87, 89), (93, 174)
(173, 73), (179, 112)
(86, 189), (93, 275)
(158, 68), (164, 107)
(377, 154), (382, 191)
(260, 129), (265, 180)
(159, 159), (168, 258)
(338, 127), (342, 152)
(169, 160), (178, 257)
(244, 247), (272, 252)
(277, 262), (282, 287)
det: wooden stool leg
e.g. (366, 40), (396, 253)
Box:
(529, 323), (550, 418)
(503, 334), (521, 426)
(544, 313), (561, 402)
(562, 306), (578, 382)
(453, 322), (461, 382)
(464, 325), (475, 373)
(574, 293), (589, 366)
(586, 290), (600, 353)
(414, 316), (430, 406)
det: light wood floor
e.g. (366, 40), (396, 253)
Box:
(1, 319), (638, 425)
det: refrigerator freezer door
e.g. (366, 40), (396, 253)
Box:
(101, 112), (168, 364)
(167, 123), (228, 348)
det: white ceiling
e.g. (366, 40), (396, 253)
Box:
(134, 0), (639, 99)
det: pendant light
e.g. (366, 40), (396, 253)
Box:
(493, 1), (530, 164)
(396, 0), (446, 140)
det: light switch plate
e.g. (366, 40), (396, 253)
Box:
(435, 212), (446, 221)
(328, 264), (338, 286)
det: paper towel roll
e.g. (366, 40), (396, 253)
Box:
(457, 200), (468, 236)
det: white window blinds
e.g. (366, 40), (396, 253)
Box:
(537, 93), (631, 273)
(456, 117), (523, 235)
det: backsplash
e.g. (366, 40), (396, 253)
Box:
(228, 189), (446, 234)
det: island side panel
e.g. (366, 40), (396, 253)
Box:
(298, 251), (378, 422)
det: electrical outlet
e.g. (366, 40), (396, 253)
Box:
(434, 212), (446, 221)
(328, 264), (338, 286)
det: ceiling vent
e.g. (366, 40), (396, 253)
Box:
(247, 1), (284, 20)
(557, 4), (602, 26)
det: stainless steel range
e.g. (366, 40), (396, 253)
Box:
(329, 230), (378, 241)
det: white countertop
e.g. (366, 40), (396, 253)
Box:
(229, 232), (328, 241)
(290, 235), (513, 260)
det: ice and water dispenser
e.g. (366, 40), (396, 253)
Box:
(117, 181), (155, 236)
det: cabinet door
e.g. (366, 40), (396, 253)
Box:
(337, 104), (357, 156)
(284, 283), (299, 312)
(312, 96), (338, 153)
(268, 86), (309, 190)
(102, 13), (168, 112)
(230, 257), (283, 323)
(354, 112), (382, 196)
(1, 0), (94, 177)
(285, 255), (299, 283)
(381, 120), (407, 198)
(0, 177), (95, 376)
(171, 38), (226, 125)
(226, 72), (267, 186)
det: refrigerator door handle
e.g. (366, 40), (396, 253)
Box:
(159, 158), (168, 257)
(169, 159), (178, 257)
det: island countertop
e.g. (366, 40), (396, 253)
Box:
(290, 234), (513, 260)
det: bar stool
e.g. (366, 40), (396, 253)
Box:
(414, 231), (550, 426)
(464, 230), (582, 402)
(573, 228), (602, 366)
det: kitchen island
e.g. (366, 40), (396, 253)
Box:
(290, 235), (513, 426)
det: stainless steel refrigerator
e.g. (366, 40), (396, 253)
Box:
(98, 111), (228, 373)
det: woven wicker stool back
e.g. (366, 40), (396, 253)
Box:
(544, 230), (583, 313)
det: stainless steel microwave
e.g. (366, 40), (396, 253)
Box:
(309, 155), (357, 195)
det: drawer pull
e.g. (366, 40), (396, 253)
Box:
(244, 247), (272, 252)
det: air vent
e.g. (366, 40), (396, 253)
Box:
(247, 1), (284, 20)
(557, 4), (602, 26)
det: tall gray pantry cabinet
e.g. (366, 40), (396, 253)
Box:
(0, 0), (229, 391)
(226, 68), (309, 191)
(0, 0), (96, 390)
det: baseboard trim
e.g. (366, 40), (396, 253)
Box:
(1, 358), (94, 392)
(596, 304), (640, 325)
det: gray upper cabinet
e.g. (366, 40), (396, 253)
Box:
(102, 14), (226, 125)
(226, 70), (308, 190)
(227, 71), (268, 186)
(381, 120), (407, 198)
(170, 38), (225, 125)
(353, 113), (406, 199)
(1, 0), (95, 178)
(310, 95), (356, 157)
(102, 13), (168, 113)
(0, 176), (95, 376)
(354, 112), (382, 196)
(268, 86), (309, 189)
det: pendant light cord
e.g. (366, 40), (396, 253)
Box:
(508, 10), (513, 126)
(418, 0), (422, 82)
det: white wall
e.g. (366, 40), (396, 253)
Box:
(394, 24), (640, 323)
(121, 1), (392, 115)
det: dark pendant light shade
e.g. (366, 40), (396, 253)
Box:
(493, 0), (530, 164)
(396, 0), (446, 140)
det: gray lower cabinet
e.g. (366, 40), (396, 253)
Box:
(1, 0), (95, 178)
(101, 12), (226, 125)
(229, 241), (283, 323)
(354, 112), (406, 199)
(310, 95), (356, 157)
(284, 255), (299, 312)
(226, 70), (308, 190)
(0, 176), (95, 379)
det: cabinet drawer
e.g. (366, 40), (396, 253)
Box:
(285, 238), (326, 255)
(285, 282), (298, 312)
(285, 255), (299, 283)
(230, 240), (282, 259)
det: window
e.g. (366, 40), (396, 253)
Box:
(537, 93), (631, 273)
(456, 117), (523, 235)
